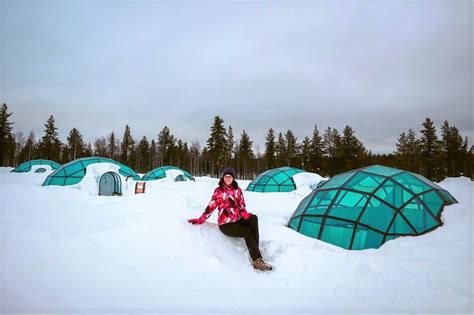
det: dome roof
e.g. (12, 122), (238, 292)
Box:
(246, 167), (305, 192)
(289, 165), (457, 250)
(11, 159), (61, 173)
(42, 157), (140, 186)
(141, 166), (194, 181)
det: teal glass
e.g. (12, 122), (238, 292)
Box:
(11, 159), (61, 173)
(142, 166), (194, 181)
(43, 157), (140, 186)
(246, 167), (305, 193)
(288, 164), (457, 250)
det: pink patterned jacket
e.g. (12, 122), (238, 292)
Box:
(198, 185), (250, 225)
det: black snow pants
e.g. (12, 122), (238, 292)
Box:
(219, 214), (261, 261)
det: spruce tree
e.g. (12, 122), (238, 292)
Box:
(323, 127), (341, 176)
(206, 116), (227, 176)
(157, 126), (175, 166)
(395, 129), (420, 172)
(226, 126), (235, 165)
(149, 139), (157, 169)
(339, 125), (366, 172)
(441, 121), (465, 177)
(66, 128), (85, 161)
(310, 125), (324, 172)
(300, 136), (311, 170)
(264, 128), (276, 169)
(38, 115), (61, 162)
(275, 132), (287, 167)
(175, 139), (183, 168)
(136, 136), (150, 173)
(237, 130), (254, 179)
(285, 130), (298, 167)
(0, 103), (14, 165)
(120, 125), (135, 166)
(107, 132), (118, 160)
(419, 117), (440, 180)
(183, 142), (190, 171)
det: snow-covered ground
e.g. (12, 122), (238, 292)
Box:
(0, 167), (472, 314)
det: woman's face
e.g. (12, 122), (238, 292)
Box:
(223, 174), (234, 186)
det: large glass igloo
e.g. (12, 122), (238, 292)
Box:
(141, 166), (195, 181)
(11, 159), (61, 173)
(288, 165), (457, 250)
(43, 157), (140, 186)
(246, 167), (305, 192)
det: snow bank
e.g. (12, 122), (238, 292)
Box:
(0, 168), (472, 314)
(292, 171), (327, 190)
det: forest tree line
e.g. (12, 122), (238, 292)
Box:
(0, 103), (472, 181)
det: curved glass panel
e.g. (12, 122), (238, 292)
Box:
(288, 164), (456, 250)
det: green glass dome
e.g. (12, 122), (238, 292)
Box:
(289, 165), (457, 250)
(11, 159), (61, 173)
(142, 166), (195, 181)
(43, 157), (140, 186)
(246, 167), (305, 192)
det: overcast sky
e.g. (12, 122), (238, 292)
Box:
(1, 0), (472, 154)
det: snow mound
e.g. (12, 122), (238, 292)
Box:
(70, 163), (136, 196)
(292, 171), (327, 190)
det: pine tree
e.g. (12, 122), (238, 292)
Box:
(339, 125), (366, 172)
(206, 116), (227, 176)
(300, 136), (311, 170)
(237, 130), (254, 179)
(136, 136), (150, 173)
(183, 142), (190, 171)
(149, 139), (157, 169)
(175, 139), (183, 168)
(66, 128), (85, 161)
(107, 132), (118, 160)
(120, 125), (135, 166)
(226, 126), (235, 165)
(285, 130), (298, 167)
(275, 132), (287, 167)
(441, 121), (465, 177)
(264, 128), (276, 169)
(0, 103), (14, 166)
(395, 129), (421, 172)
(323, 127), (341, 176)
(38, 115), (62, 162)
(419, 117), (440, 180)
(310, 125), (324, 173)
(157, 126), (175, 166)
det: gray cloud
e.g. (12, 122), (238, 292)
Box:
(1, 0), (472, 153)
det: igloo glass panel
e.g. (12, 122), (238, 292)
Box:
(374, 179), (414, 208)
(343, 172), (385, 193)
(320, 219), (354, 249)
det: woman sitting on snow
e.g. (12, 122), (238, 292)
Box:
(188, 167), (273, 272)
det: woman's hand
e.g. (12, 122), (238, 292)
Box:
(188, 218), (205, 225)
(241, 212), (251, 220)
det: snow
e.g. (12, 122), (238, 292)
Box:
(292, 171), (327, 190)
(0, 167), (472, 314)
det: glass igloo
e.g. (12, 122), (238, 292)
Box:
(11, 159), (61, 173)
(43, 157), (140, 186)
(288, 165), (457, 250)
(141, 166), (195, 181)
(246, 167), (305, 192)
